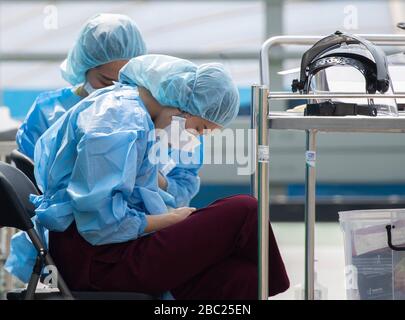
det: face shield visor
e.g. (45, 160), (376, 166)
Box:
(292, 31), (398, 117)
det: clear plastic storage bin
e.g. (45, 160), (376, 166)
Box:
(339, 209), (405, 300)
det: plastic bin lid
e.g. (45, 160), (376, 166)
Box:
(338, 208), (405, 222)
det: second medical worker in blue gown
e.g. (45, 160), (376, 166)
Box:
(16, 13), (146, 160)
(16, 13), (201, 208)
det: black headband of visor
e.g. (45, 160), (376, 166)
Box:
(305, 101), (379, 117)
(306, 55), (377, 94)
(292, 31), (390, 94)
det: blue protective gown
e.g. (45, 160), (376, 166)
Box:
(33, 83), (168, 244)
(6, 84), (169, 282)
(16, 87), (82, 160)
(16, 86), (202, 208)
(4, 216), (48, 283)
(6, 83), (203, 283)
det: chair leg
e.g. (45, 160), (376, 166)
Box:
(24, 254), (43, 300)
(44, 254), (74, 300)
(25, 228), (74, 299)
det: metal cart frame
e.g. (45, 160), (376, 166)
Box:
(252, 34), (405, 300)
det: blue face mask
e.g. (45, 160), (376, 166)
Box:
(83, 81), (96, 95)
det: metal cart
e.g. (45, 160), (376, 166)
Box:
(252, 34), (405, 300)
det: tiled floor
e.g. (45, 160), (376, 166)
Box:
(271, 222), (347, 300)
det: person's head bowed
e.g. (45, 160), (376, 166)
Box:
(61, 13), (146, 90)
(119, 54), (240, 133)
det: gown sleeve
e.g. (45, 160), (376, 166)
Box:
(165, 167), (201, 207)
(164, 137), (204, 207)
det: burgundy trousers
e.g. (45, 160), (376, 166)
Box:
(49, 195), (289, 299)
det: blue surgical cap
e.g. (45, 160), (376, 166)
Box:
(60, 13), (147, 85)
(119, 55), (240, 127)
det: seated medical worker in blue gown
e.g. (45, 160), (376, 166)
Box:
(5, 54), (228, 284)
(6, 55), (290, 299)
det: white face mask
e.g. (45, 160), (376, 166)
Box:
(163, 116), (201, 152)
(83, 81), (96, 95)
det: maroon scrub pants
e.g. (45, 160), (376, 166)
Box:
(49, 195), (289, 299)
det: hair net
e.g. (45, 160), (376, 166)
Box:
(60, 13), (147, 85)
(119, 54), (240, 127)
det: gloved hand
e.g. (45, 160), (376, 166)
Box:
(170, 207), (196, 222)
(144, 207), (196, 234)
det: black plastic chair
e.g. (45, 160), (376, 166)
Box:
(9, 149), (40, 193)
(0, 161), (155, 300)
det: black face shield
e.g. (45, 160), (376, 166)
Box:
(291, 31), (396, 117)
(292, 31), (391, 94)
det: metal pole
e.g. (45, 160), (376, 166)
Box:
(257, 86), (270, 300)
(264, 0), (285, 112)
(268, 93), (405, 100)
(251, 85), (260, 198)
(304, 130), (317, 300)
